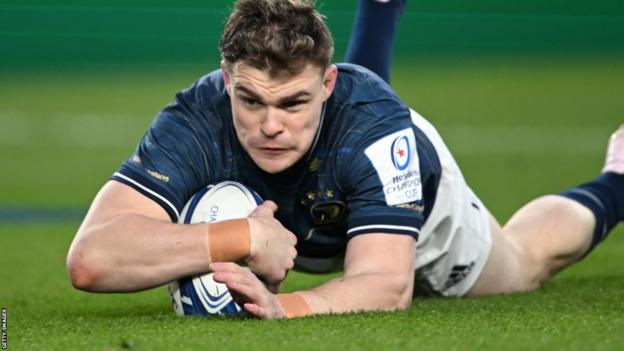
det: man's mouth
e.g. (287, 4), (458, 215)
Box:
(258, 147), (289, 156)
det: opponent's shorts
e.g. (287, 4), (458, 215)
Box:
(410, 109), (492, 297)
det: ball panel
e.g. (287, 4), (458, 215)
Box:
(168, 181), (262, 317)
(181, 185), (213, 225)
(184, 181), (260, 224)
(176, 274), (243, 316)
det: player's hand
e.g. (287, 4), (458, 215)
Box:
(211, 262), (285, 319)
(264, 280), (283, 294)
(246, 201), (297, 286)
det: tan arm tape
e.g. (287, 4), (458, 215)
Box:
(207, 219), (251, 262)
(276, 293), (312, 319)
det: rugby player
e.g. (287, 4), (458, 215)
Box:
(66, 0), (624, 319)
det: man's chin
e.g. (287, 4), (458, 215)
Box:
(253, 157), (296, 174)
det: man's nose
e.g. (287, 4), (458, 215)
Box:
(261, 107), (284, 137)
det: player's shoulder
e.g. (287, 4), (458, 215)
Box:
(156, 68), (231, 133)
(329, 63), (412, 136)
(151, 68), (232, 147)
(334, 63), (396, 101)
(328, 66), (439, 163)
(176, 69), (228, 108)
(335, 62), (382, 80)
(335, 63), (405, 111)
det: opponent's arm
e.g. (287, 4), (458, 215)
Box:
(211, 232), (416, 318)
(66, 180), (296, 292)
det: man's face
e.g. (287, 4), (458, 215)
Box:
(223, 62), (337, 173)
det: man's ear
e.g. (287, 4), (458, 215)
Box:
(221, 61), (232, 94)
(322, 64), (338, 101)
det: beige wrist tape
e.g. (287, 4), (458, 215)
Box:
(207, 219), (251, 263)
(276, 293), (312, 318)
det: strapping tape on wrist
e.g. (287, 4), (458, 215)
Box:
(276, 293), (312, 318)
(208, 219), (251, 262)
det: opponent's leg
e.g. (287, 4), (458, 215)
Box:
(344, 0), (406, 83)
(470, 127), (624, 296)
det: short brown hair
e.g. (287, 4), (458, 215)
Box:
(220, 0), (334, 75)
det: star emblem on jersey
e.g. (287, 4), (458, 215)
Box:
(390, 135), (411, 171)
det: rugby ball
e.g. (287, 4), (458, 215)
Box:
(168, 181), (263, 316)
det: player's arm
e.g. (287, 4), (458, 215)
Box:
(66, 180), (296, 292)
(296, 232), (416, 315)
(211, 232), (416, 318)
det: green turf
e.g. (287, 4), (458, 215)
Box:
(1, 224), (623, 350)
(1, 56), (624, 349)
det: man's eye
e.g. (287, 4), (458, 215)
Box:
(282, 100), (306, 110)
(242, 97), (260, 108)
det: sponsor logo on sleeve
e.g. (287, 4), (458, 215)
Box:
(145, 169), (170, 182)
(365, 128), (422, 205)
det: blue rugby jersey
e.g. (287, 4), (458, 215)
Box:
(113, 64), (441, 259)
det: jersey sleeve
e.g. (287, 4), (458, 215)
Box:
(112, 83), (213, 222)
(342, 125), (429, 241)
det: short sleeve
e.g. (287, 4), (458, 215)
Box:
(112, 84), (214, 222)
(343, 126), (427, 240)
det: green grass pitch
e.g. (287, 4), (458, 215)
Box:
(1, 55), (623, 350)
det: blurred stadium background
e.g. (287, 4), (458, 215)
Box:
(1, 1), (623, 349)
(1, 0), (623, 216)
(1, 0), (624, 214)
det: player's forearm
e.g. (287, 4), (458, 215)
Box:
(67, 212), (216, 292)
(287, 272), (414, 317)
